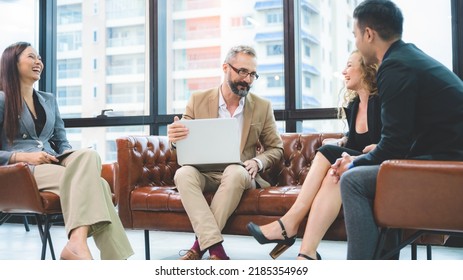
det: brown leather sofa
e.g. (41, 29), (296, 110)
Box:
(115, 133), (448, 259)
(116, 133), (346, 257)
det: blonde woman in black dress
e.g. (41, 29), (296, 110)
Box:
(247, 50), (381, 260)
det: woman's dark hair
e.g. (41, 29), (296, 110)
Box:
(0, 41), (31, 144)
(353, 0), (403, 41)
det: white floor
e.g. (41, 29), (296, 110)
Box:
(1, 222), (463, 260)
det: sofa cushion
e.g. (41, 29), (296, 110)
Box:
(130, 185), (303, 216)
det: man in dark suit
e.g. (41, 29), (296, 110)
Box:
(331, 0), (463, 259)
(167, 45), (283, 260)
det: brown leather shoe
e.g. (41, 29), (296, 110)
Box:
(207, 254), (230, 260)
(179, 249), (201, 260)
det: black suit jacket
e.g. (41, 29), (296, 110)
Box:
(354, 40), (463, 166)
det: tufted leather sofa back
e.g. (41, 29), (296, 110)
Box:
(117, 133), (343, 187)
(116, 133), (344, 227)
(261, 133), (344, 186)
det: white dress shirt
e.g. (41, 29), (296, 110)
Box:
(218, 87), (263, 171)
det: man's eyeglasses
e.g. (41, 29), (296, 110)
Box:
(227, 63), (259, 80)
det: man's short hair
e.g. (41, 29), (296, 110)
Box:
(224, 45), (257, 63)
(353, 0), (403, 41)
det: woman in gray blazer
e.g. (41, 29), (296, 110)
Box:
(0, 42), (133, 260)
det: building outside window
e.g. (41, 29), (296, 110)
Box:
(0, 0), (453, 162)
(55, 0), (149, 160)
(0, 0), (39, 58)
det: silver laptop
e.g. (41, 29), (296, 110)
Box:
(176, 118), (244, 172)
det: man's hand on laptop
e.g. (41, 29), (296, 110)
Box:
(168, 116), (189, 146)
(244, 159), (259, 179)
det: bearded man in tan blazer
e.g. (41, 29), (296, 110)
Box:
(168, 45), (283, 260)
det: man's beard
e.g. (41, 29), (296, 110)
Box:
(228, 80), (251, 97)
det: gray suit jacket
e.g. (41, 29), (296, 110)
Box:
(182, 87), (283, 188)
(0, 90), (71, 165)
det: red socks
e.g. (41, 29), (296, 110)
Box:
(191, 239), (206, 258)
(208, 243), (230, 260)
(192, 239), (230, 260)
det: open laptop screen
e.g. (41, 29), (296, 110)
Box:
(176, 118), (243, 172)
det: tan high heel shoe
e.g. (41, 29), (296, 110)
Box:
(60, 245), (93, 260)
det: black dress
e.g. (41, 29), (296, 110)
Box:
(318, 95), (381, 164)
(319, 131), (371, 164)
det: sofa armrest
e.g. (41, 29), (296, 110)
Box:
(101, 162), (119, 206)
(375, 159), (463, 232)
(116, 135), (178, 228)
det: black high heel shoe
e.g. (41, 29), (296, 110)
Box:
(247, 219), (296, 259)
(297, 252), (322, 260)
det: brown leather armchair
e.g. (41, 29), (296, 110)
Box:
(373, 160), (463, 259)
(0, 161), (119, 260)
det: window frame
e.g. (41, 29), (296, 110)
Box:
(37, 0), (462, 135)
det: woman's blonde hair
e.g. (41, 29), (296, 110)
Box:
(338, 50), (378, 118)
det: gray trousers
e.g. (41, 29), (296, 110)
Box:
(33, 149), (134, 260)
(340, 165), (380, 260)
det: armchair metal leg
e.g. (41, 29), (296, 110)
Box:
(35, 214), (56, 260)
(427, 245), (432, 260)
(23, 216), (30, 232)
(375, 228), (424, 260)
(411, 244), (417, 260)
(411, 244), (432, 260)
(1, 213), (30, 232)
(36, 215), (48, 260)
(373, 228), (389, 259)
(45, 217), (56, 260)
(0, 212), (11, 225)
(144, 230), (150, 260)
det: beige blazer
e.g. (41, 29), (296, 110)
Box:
(182, 87), (283, 188)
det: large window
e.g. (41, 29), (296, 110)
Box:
(161, 0), (285, 114)
(394, 0), (452, 69)
(297, 0), (453, 133)
(160, 0), (453, 133)
(56, 0), (149, 118)
(0, 0), (39, 58)
(1, 0), (456, 162)
(54, 0), (150, 161)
